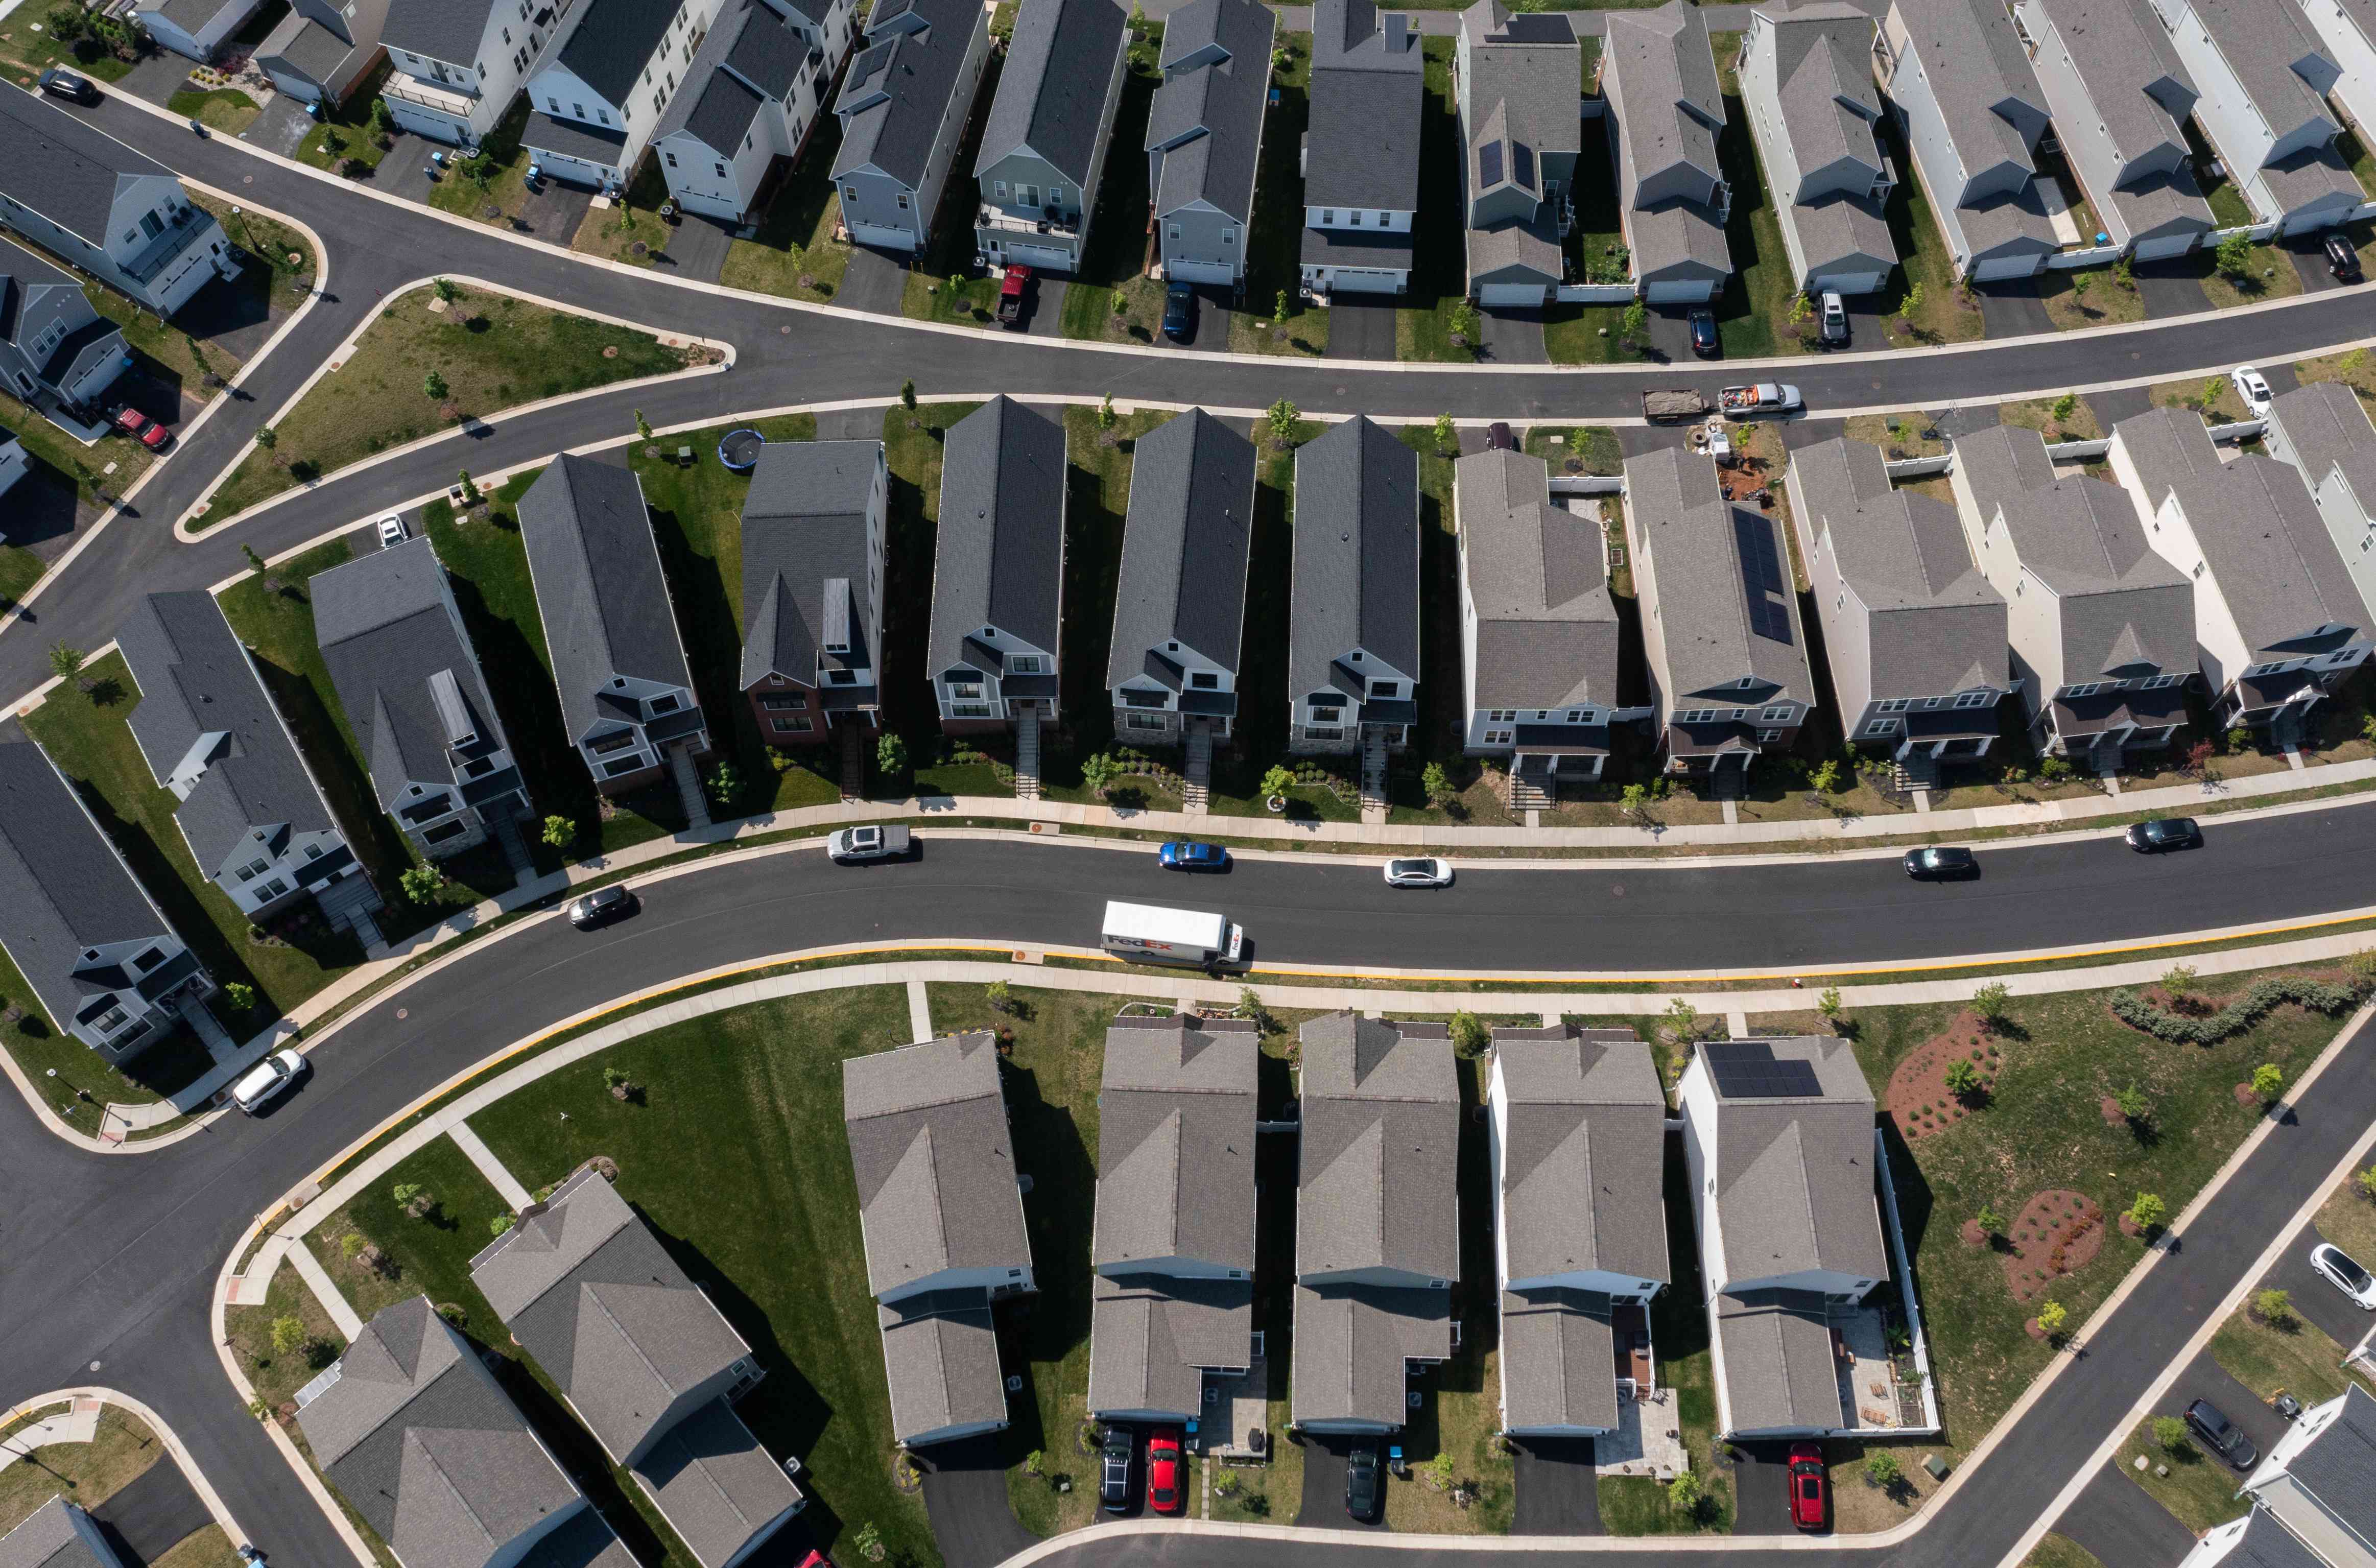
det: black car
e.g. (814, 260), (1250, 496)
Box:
(1904, 846), (1978, 880)
(1162, 281), (1196, 342)
(2126, 817), (2203, 852)
(1099, 1429), (1133, 1513)
(567, 885), (636, 930)
(2186, 1399), (2260, 1471)
(38, 68), (101, 105)
(2327, 233), (2363, 281)
(1344, 1446), (1381, 1521)
(1486, 420), (1516, 451)
(1689, 308), (1720, 357)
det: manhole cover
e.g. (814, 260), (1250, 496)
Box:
(396, 1008), (408, 1019)
(780, 324), (791, 334)
(243, 175), (253, 184)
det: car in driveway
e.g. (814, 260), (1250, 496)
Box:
(1100, 1428), (1132, 1512)
(230, 1049), (307, 1114)
(1689, 308), (1720, 358)
(2231, 366), (2274, 419)
(1158, 840), (1229, 872)
(114, 406), (171, 450)
(1904, 846), (1977, 880)
(1818, 291), (1849, 346)
(1383, 857), (1453, 888)
(1344, 1445), (1381, 1521)
(1162, 281), (1196, 342)
(38, 68), (102, 104)
(1486, 420), (1516, 450)
(2310, 1242), (2376, 1308)
(2186, 1399), (2259, 1470)
(2328, 233), (2363, 282)
(567, 884), (636, 930)
(1147, 1431), (1183, 1515)
(376, 514), (408, 548)
(1787, 1443), (1828, 1531)
(2126, 817), (2202, 853)
(996, 265), (1034, 329)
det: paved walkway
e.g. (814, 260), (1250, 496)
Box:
(908, 978), (935, 1039)
(283, 1235), (364, 1340)
(447, 1122), (534, 1211)
(0, 1401), (100, 1463)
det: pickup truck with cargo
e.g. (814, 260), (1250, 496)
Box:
(1718, 383), (1802, 414)
(827, 825), (912, 862)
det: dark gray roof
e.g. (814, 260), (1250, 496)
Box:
(258, 11), (361, 84)
(833, 0), (983, 188)
(1087, 1273), (1252, 1418)
(977, 0), (1128, 185)
(523, 112), (632, 162)
(0, 84), (173, 248)
(1095, 1012), (1260, 1272)
(1290, 418), (1420, 701)
(876, 1290), (1008, 1442)
(1716, 1289), (1845, 1431)
(2220, 1514), (2338, 1568)
(0, 1500), (117, 1568)
(1456, 449), (1620, 711)
(1290, 1284), (1452, 1427)
(2273, 381), (2376, 518)
(842, 1033), (1033, 1297)
(381, 0), (499, 65)
(1499, 1289), (1619, 1432)
(656, 0), (815, 154)
(2274, 1385), (2376, 1548)
(1460, 0), (1579, 154)
(1766, 2), (1877, 164)
(672, 66), (768, 157)
(116, 590), (340, 874)
(928, 397), (1067, 674)
(1146, 0), (1275, 222)
(2031, 0), (2192, 172)
(1490, 1026), (1669, 1287)
(1297, 1013), (1460, 1285)
(1105, 410), (1256, 691)
(516, 1506), (639, 1568)
(0, 240), (125, 396)
(556, 0), (681, 106)
(1623, 447), (1814, 709)
(2182, 0), (2338, 137)
(1304, 0), (1422, 210)
(514, 455), (696, 740)
(1603, 3), (1722, 181)
(1699, 1037), (1887, 1286)
(1890, 0), (2044, 180)
(626, 1398), (802, 1568)
(1299, 224), (1416, 269)
(739, 440), (882, 691)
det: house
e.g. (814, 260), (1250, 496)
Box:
(843, 1032), (1035, 1445)
(2108, 407), (2372, 736)
(1878, 0), (2057, 281)
(377, 0), (577, 145)
(294, 1295), (638, 1568)
(1289, 416), (1420, 755)
(0, 438), (26, 504)
(1145, 0), (1275, 286)
(1105, 408), (1256, 746)
(2301, 0), (2376, 151)
(738, 439), (888, 751)
(927, 396), (1067, 734)
(1455, 0), (1581, 308)
(1292, 1012), (1455, 1433)
(1677, 1037), (1891, 1439)
(116, 591), (383, 934)
(0, 86), (238, 318)
(2188, 1515), (2349, 1568)
(470, 1169), (805, 1568)
(521, 0), (728, 191)
(2, 242), (132, 430)
(1946, 421), (2194, 767)
(971, 0), (1130, 273)
(0, 736), (215, 1062)
(2266, 381), (2376, 628)
(1599, 2), (1731, 302)
(312, 536), (536, 864)
(137, 0), (272, 61)
(255, 0), (393, 106)
(1784, 437), (2010, 774)
(2010, 0), (2214, 262)
(1086, 1011), (1258, 1423)
(1624, 446), (1815, 780)
(830, 0), (993, 252)
(652, 0), (854, 223)
(2143, 0), (2359, 235)
(514, 454), (711, 797)
(1737, 1), (1895, 296)
(1453, 447), (1622, 800)
(2231, 1385), (2376, 1568)
(0, 1500), (125, 1568)
(1299, 0), (1423, 298)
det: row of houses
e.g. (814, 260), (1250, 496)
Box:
(2184, 1385), (2376, 1568)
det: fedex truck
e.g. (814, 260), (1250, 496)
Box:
(1101, 900), (1245, 970)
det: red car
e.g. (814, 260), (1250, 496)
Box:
(113, 407), (170, 449)
(1146, 1430), (1183, 1515)
(1787, 1443), (1828, 1531)
(996, 264), (1034, 328)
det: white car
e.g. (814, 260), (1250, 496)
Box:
(2231, 366), (2273, 419)
(1383, 857), (1453, 888)
(376, 513), (408, 548)
(229, 1049), (307, 1114)
(2310, 1242), (2376, 1308)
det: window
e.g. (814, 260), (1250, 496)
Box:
(258, 880), (290, 900)
(1311, 706), (1343, 723)
(1757, 729), (1783, 742)
(2144, 674), (2180, 689)
(1050, 186), (1066, 205)
(1954, 690), (1993, 708)
(550, 97), (562, 111)
(897, 192), (910, 209)
(596, 108), (610, 125)
(1376, 211), (1389, 225)
(304, 844), (324, 861)
(2063, 682), (2100, 699)
(589, 730), (638, 755)
(1126, 711), (1168, 730)
(1321, 208), (1335, 224)
(666, 151), (678, 166)
(90, 1007), (129, 1036)
(845, 185), (859, 202)
(994, 180), (1008, 199)
(239, 858), (270, 881)
(1762, 705), (1792, 722)
(772, 716), (816, 733)
(503, 26), (512, 42)
(1566, 709), (1586, 723)
(1487, 709), (1516, 723)
(1371, 681), (1398, 698)
(1875, 698), (1910, 713)
(1009, 655), (1042, 675)
(652, 92), (665, 113)
(949, 682), (985, 700)
(1190, 672), (1219, 690)
(1865, 717), (1902, 737)
(1169, 224), (1181, 239)
(132, 948), (165, 973)
(1350, 210), (1363, 226)
(1484, 729), (1513, 745)
(1307, 727), (1344, 741)
(602, 755), (647, 777)
(952, 703), (994, 718)
(649, 694), (680, 715)
(1919, 696), (1943, 709)
(828, 669), (858, 685)
(715, 162), (727, 178)
(1221, 229), (1234, 244)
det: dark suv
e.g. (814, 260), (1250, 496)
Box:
(2327, 233), (2362, 281)
(1345, 1446), (1381, 1521)
(1162, 282), (1196, 342)
(2126, 817), (2202, 853)
(2186, 1399), (2259, 1471)
(1099, 1429), (1133, 1512)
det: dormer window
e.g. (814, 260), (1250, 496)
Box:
(1009, 655), (1042, 675)
(650, 694), (680, 715)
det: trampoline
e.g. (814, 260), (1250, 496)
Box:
(719, 429), (766, 471)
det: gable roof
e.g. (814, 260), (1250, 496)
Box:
(1086, 1274), (1253, 1417)
(1603, 2), (1721, 183)
(1094, 1012), (1260, 1272)
(1460, 0), (1580, 157)
(1457, 449), (1620, 711)
(1304, 0), (1423, 211)
(2179, 0), (2338, 138)
(738, 440), (882, 691)
(1291, 418), (1421, 698)
(1500, 1288), (1621, 1432)
(1764, 0), (1881, 176)
(1889, 0), (2045, 179)
(876, 1289), (1009, 1441)
(381, 0), (501, 64)
(2273, 380), (2376, 516)
(842, 1033), (1033, 1296)
(1106, 409), (1256, 687)
(2273, 1385), (2376, 1550)
(625, 1398), (802, 1568)
(1623, 447), (1814, 707)
(554, 0), (682, 106)
(928, 397), (1067, 671)
(0, 85), (172, 248)
(1697, 1037), (1886, 1285)
(2032, 0), (2193, 165)
(1296, 1013), (1460, 1284)
(1490, 1025), (1670, 1287)
(514, 455), (696, 738)
(1145, 0), (1275, 222)
(978, 0), (1128, 184)
(0, 1501), (117, 1568)
(656, 0), (817, 154)
(1290, 1283), (1453, 1426)
(1, 241), (123, 396)
(1716, 1289), (1846, 1431)
(833, 0), (983, 188)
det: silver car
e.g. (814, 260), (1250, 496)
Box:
(1383, 857), (1453, 888)
(1819, 291), (1848, 346)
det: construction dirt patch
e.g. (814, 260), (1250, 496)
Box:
(1884, 1011), (2004, 1140)
(2001, 1190), (2105, 1303)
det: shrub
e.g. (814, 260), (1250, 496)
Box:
(1079, 752), (1120, 795)
(1817, 986), (1842, 1023)
(2215, 232), (2254, 280)
(603, 1067), (631, 1091)
(433, 277), (459, 303)
(2253, 1288), (2292, 1325)
(1943, 1059), (1981, 1100)
(399, 863), (447, 905)
(853, 1525), (885, 1563)
(1976, 1203), (2002, 1236)
(1432, 412), (1456, 451)
(1864, 1452), (1903, 1489)
(2252, 1063), (2285, 1101)
(1238, 987), (1268, 1029)
(490, 1215), (515, 1236)
(2154, 1415), (2190, 1454)
(1668, 1468), (1704, 1517)
(223, 982), (256, 1013)
(541, 815), (576, 849)
(876, 732), (909, 776)
(47, 644), (84, 683)
(899, 379), (917, 412)
(1097, 393), (1116, 431)
(635, 409), (653, 439)
(270, 1316), (307, 1355)
(986, 980), (1012, 1014)
(1973, 981), (2011, 1025)
(1664, 995), (1697, 1040)
(340, 1231), (366, 1258)
(2037, 1299), (2068, 1337)
(254, 425), (277, 449)
(704, 763), (743, 809)
(2051, 393), (2078, 423)
(423, 370), (449, 401)
(2107, 975), (2362, 1045)
(2128, 1192), (2166, 1230)
(1265, 399), (1300, 445)
(2117, 1082), (2149, 1123)
(457, 469), (481, 506)
(1260, 764), (1295, 800)
(1809, 758), (1844, 794)
(1448, 1011), (1489, 1057)
(1421, 761), (1453, 806)
(2358, 1163), (2376, 1202)
(2162, 963), (2198, 997)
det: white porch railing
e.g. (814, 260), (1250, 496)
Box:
(2048, 244), (2123, 270)
(1549, 473), (1625, 495)
(1874, 1128), (1944, 1434)
(1883, 453), (1953, 479)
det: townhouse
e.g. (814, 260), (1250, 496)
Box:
(1105, 408), (1257, 745)
(2108, 407), (2371, 738)
(0, 87), (238, 318)
(1086, 1011), (1259, 1425)
(1453, 447), (1622, 801)
(2268, 380), (2376, 626)
(1291, 1012), (1456, 1434)
(2011, 0), (2214, 262)
(2144, 0), (2359, 235)
(1486, 1024), (1669, 1437)
(1456, 0), (1582, 308)
(137, 0), (272, 61)
(927, 397), (1067, 734)
(515, 454), (712, 797)
(1623, 446), (1815, 781)
(739, 439), (888, 750)
(653, 0), (856, 223)
(2301, 0), (2376, 147)
(2203, 1385), (2376, 1568)
(1947, 421), (2194, 767)
(1300, 0), (1424, 299)
(1146, 0), (1274, 287)
(312, 536), (537, 865)
(255, 0), (393, 107)
(830, 0), (994, 253)
(522, 0), (727, 191)
(2, 242), (131, 432)
(1879, 0), (2057, 281)
(1784, 437), (2010, 774)
(2189, 1516), (2353, 1568)
(971, 0), (1131, 274)
(1289, 416), (1421, 756)
(1737, 0), (1895, 296)
(1600, 2), (1732, 302)
(377, 0), (576, 146)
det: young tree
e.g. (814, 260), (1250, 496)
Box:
(1420, 761), (1452, 805)
(1274, 290), (1290, 327)
(2203, 377), (2227, 413)
(1620, 301), (1647, 344)
(704, 763), (743, 809)
(1975, 1203), (2002, 1237)
(2253, 1062), (2285, 1101)
(1111, 287), (1128, 316)
(2152, 1415), (2189, 1454)
(1817, 986), (1843, 1025)
(1668, 1468), (1704, 1517)
(1266, 399), (1300, 446)
(242, 543), (268, 575)
(1238, 987), (1268, 1028)
(2051, 392), (2078, 423)
(2215, 231), (2254, 280)
(635, 409), (653, 440)
(1943, 1058), (1981, 1100)
(433, 277), (459, 303)
(1973, 981), (2010, 1026)
(457, 469), (481, 506)
(1809, 758), (1844, 794)
(1448, 1010), (1489, 1057)
(270, 1316), (307, 1355)
(1079, 752), (1119, 796)
(2116, 1082), (2149, 1123)
(400, 863), (447, 904)
(1097, 392), (1116, 431)
(1664, 995), (1698, 1041)
(47, 644), (84, 683)
(254, 425), (278, 450)
(1261, 764), (1295, 800)
(876, 732), (909, 776)
(541, 815), (577, 849)
(2161, 963), (2197, 997)
(1864, 1452), (1903, 1490)
(2070, 271), (2092, 302)
(1898, 280), (1926, 322)
(2128, 1192), (2166, 1230)
(2253, 1288), (2293, 1325)
(1432, 412), (1457, 452)
(900, 378), (918, 412)
(2037, 1298), (2069, 1338)
(1621, 781), (1649, 817)
(1789, 292), (1813, 325)
(223, 982), (256, 1013)
(986, 979), (1012, 1014)
(424, 370), (450, 401)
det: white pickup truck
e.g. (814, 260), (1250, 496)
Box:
(1718, 383), (1803, 415)
(827, 825), (912, 863)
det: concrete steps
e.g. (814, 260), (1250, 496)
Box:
(1014, 710), (1042, 802)
(671, 744), (713, 829)
(1183, 721), (1212, 815)
(840, 725), (865, 802)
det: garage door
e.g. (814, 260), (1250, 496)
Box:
(1972, 252), (2045, 281)
(1644, 278), (1716, 303)
(1327, 268), (1403, 295)
(2131, 232), (2196, 262)
(1168, 259), (1233, 284)
(263, 64), (322, 103)
(850, 222), (918, 252)
(1809, 270), (1884, 296)
(1479, 282), (1548, 307)
(1004, 241), (1075, 272)
(531, 152), (614, 189)
(385, 100), (469, 145)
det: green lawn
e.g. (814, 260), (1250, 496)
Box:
(903, 52), (1006, 329)
(2117, 1417), (2250, 1535)
(2185, 120), (2253, 227)
(1057, 28), (1169, 345)
(293, 61), (396, 177)
(424, 100), (540, 228)
(0, 1404), (164, 1533)
(2209, 1301), (2370, 1409)
(1228, 33), (1329, 357)
(224, 1260), (350, 1416)
(2026, 1534), (2108, 1568)
(1520, 425), (1624, 474)
(1396, 40), (1480, 363)
(168, 87), (258, 133)
(719, 117), (851, 304)
(1707, 33), (1789, 359)
(1884, 172), (1987, 345)
(572, 158), (678, 269)
(0, 18), (138, 82)
(1544, 116), (1633, 363)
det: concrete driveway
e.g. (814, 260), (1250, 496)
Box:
(1327, 299), (1399, 360)
(1511, 1437), (1602, 1535)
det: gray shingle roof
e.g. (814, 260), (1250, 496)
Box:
(2033, 0), (2192, 174)
(2275, 1385), (2376, 1549)
(928, 397), (1067, 675)
(2181, 0), (2338, 138)
(1297, 1013), (1460, 1285)
(1087, 1273), (1252, 1418)
(1766, 1), (1879, 173)
(1, 241), (125, 397)
(739, 440), (882, 692)
(1460, 0), (1580, 155)
(1624, 447), (1813, 710)
(657, 0), (815, 154)
(2215, 1513), (2339, 1568)
(1456, 449), (1620, 711)
(1290, 418), (1420, 701)
(1490, 1026), (1670, 1288)
(1699, 1037), (1887, 1286)
(514, 455), (696, 741)
(523, 112), (631, 163)
(1290, 1284), (1452, 1427)
(1603, 2), (1721, 181)
(1890, 0), (2045, 181)
(517, 1506), (639, 1568)
(0, 1500), (116, 1568)
(2273, 380), (2376, 520)
(1716, 1289), (1846, 1431)
(258, 11), (361, 85)
(833, 0), (984, 188)
(555, 0), (683, 106)
(1146, 0), (1274, 223)
(1106, 410), (1256, 693)
(1499, 1289), (1619, 1432)
(842, 1033), (1033, 1297)
(1304, 0), (1423, 211)
(978, 0), (1128, 185)
(381, 0), (498, 65)
(626, 1397), (802, 1568)
(1094, 1012), (1260, 1272)
(0, 84), (172, 248)
(876, 1290), (1008, 1442)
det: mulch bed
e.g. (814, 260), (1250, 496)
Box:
(2000, 1189), (2105, 1303)
(1884, 1011), (2003, 1140)
(2101, 1096), (2128, 1129)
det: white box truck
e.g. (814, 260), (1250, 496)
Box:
(1101, 900), (1245, 969)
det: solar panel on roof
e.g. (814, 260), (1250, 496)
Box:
(1706, 1041), (1823, 1099)
(1513, 141), (1535, 191)
(1732, 508), (1794, 646)
(1480, 140), (1504, 188)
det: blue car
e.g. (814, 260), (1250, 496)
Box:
(1158, 841), (1229, 871)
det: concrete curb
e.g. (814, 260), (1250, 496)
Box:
(4, 1386), (251, 1550)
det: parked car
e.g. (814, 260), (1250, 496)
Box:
(1162, 281), (1196, 343)
(1819, 291), (1849, 346)
(114, 407), (171, 449)
(1486, 421), (1515, 451)
(828, 825), (912, 863)
(1146, 1431), (1183, 1515)
(2327, 233), (2363, 281)
(229, 1049), (307, 1114)
(1344, 1445), (1381, 1521)
(1158, 841), (1229, 872)
(567, 885), (636, 930)
(1383, 857), (1453, 888)
(796, 1553), (834, 1568)
(996, 265), (1034, 329)
(1689, 308), (1720, 358)
(2185, 1398), (2259, 1471)
(2231, 366), (2273, 419)
(376, 514), (408, 548)
(1787, 1443), (1828, 1531)
(38, 68), (101, 105)
(2310, 1242), (2376, 1308)
(1903, 846), (1977, 880)
(2126, 817), (2202, 853)
(1099, 1428), (1133, 1513)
